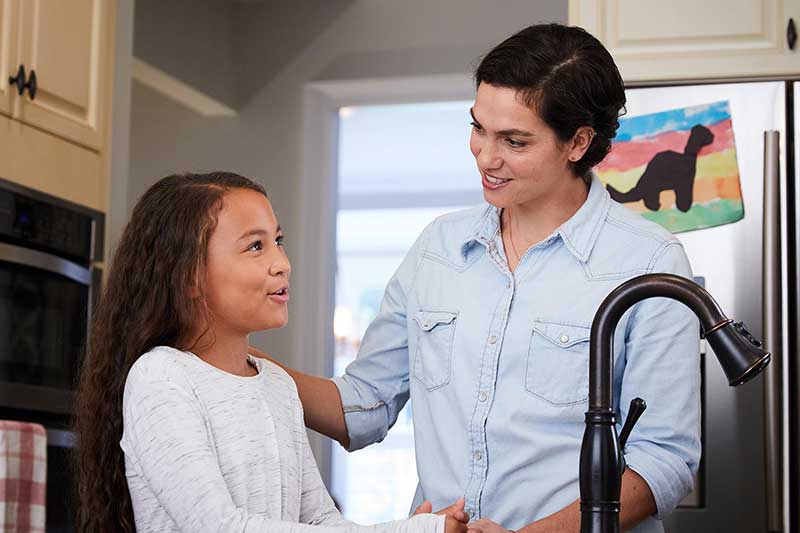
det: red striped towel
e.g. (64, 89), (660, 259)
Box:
(0, 421), (46, 532)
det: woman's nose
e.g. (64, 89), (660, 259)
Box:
(476, 138), (502, 169)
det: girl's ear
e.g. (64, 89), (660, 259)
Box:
(188, 285), (201, 299)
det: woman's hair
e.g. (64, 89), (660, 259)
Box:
(474, 23), (626, 182)
(73, 171), (266, 532)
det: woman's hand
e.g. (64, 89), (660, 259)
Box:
(466, 518), (513, 533)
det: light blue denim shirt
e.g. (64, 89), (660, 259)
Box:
(332, 176), (701, 533)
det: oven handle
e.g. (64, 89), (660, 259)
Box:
(0, 242), (91, 285)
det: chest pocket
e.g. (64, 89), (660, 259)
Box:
(412, 309), (458, 391)
(525, 320), (591, 406)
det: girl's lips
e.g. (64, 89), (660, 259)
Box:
(268, 289), (289, 303)
(482, 173), (512, 190)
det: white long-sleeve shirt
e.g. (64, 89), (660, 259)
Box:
(121, 346), (443, 533)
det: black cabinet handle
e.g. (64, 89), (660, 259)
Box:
(8, 64), (25, 95)
(26, 70), (37, 100)
(788, 18), (797, 50)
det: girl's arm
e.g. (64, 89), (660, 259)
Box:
(250, 348), (350, 448)
(122, 368), (442, 533)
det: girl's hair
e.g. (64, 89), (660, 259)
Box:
(73, 171), (266, 532)
(474, 23), (627, 183)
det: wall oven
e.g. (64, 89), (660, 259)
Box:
(0, 177), (103, 415)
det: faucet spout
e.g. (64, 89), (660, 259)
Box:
(579, 273), (770, 533)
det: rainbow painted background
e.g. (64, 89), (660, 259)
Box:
(595, 100), (743, 233)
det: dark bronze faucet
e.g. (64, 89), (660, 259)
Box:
(580, 273), (771, 533)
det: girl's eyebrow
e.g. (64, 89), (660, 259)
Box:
(470, 107), (534, 137)
(238, 225), (281, 241)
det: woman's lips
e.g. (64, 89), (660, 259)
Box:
(482, 173), (511, 190)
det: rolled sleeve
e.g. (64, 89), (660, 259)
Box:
(620, 240), (701, 518)
(331, 375), (391, 451)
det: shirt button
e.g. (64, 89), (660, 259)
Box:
(560, 334), (570, 344)
(478, 392), (488, 402)
(474, 451), (482, 461)
(489, 335), (497, 344)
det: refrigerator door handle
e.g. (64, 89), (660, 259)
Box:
(763, 130), (784, 533)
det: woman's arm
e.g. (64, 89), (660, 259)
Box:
(468, 469), (655, 533)
(250, 348), (350, 448)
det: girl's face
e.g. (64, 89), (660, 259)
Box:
(469, 82), (590, 210)
(202, 189), (291, 336)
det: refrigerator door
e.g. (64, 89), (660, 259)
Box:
(621, 81), (786, 533)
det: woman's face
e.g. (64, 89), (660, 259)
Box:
(469, 82), (588, 210)
(202, 188), (291, 336)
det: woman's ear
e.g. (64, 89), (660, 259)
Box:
(567, 126), (596, 163)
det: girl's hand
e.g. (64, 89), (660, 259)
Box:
(413, 498), (469, 523)
(445, 516), (469, 533)
(466, 518), (513, 533)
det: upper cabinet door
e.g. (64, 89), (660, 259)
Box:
(0, 0), (18, 118)
(569, 0), (800, 83)
(16, 0), (112, 150)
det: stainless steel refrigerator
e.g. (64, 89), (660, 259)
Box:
(618, 81), (795, 533)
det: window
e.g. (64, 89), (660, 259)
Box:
(331, 101), (480, 523)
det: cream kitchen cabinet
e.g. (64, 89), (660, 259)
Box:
(0, 0), (115, 212)
(569, 0), (800, 83)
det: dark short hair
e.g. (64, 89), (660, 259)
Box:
(475, 24), (626, 182)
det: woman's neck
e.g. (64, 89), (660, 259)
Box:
(188, 329), (256, 377)
(505, 177), (589, 247)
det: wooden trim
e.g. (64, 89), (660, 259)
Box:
(131, 57), (237, 117)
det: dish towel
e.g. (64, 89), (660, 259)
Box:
(0, 421), (46, 532)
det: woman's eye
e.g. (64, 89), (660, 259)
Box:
(275, 235), (285, 247)
(506, 138), (526, 148)
(247, 240), (263, 252)
(470, 121), (484, 132)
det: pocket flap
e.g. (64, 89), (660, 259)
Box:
(413, 310), (458, 332)
(532, 320), (590, 348)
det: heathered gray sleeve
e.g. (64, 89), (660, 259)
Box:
(122, 367), (444, 533)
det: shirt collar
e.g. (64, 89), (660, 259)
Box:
(461, 173), (611, 263)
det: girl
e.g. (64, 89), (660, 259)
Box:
(74, 172), (468, 533)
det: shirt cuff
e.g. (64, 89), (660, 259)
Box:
(624, 443), (693, 519)
(330, 375), (389, 452)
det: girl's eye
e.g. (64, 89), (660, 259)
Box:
(275, 235), (285, 247)
(506, 138), (526, 148)
(470, 121), (484, 132)
(247, 240), (263, 252)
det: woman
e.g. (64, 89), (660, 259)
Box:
(271, 24), (700, 533)
(73, 173), (468, 533)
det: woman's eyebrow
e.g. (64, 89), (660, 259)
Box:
(470, 108), (533, 137)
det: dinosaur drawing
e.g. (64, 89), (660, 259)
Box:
(606, 124), (714, 212)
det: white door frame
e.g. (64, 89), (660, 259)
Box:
(295, 74), (475, 485)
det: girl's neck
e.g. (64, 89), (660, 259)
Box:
(189, 330), (256, 377)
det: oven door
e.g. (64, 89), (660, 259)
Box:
(0, 242), (94, 414)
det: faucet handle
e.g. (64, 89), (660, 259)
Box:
(619, 397), (647, 450)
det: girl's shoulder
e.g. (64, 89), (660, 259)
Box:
(124, 346), (197, 392)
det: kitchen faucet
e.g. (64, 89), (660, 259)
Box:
(580, 273), (771, 533)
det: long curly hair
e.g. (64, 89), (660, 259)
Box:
(73, 172), (267, 532)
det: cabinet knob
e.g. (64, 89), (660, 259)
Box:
(8, 64), (25, 96)
(788, 18), (797, 51)
(25, 70), (37, 100)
